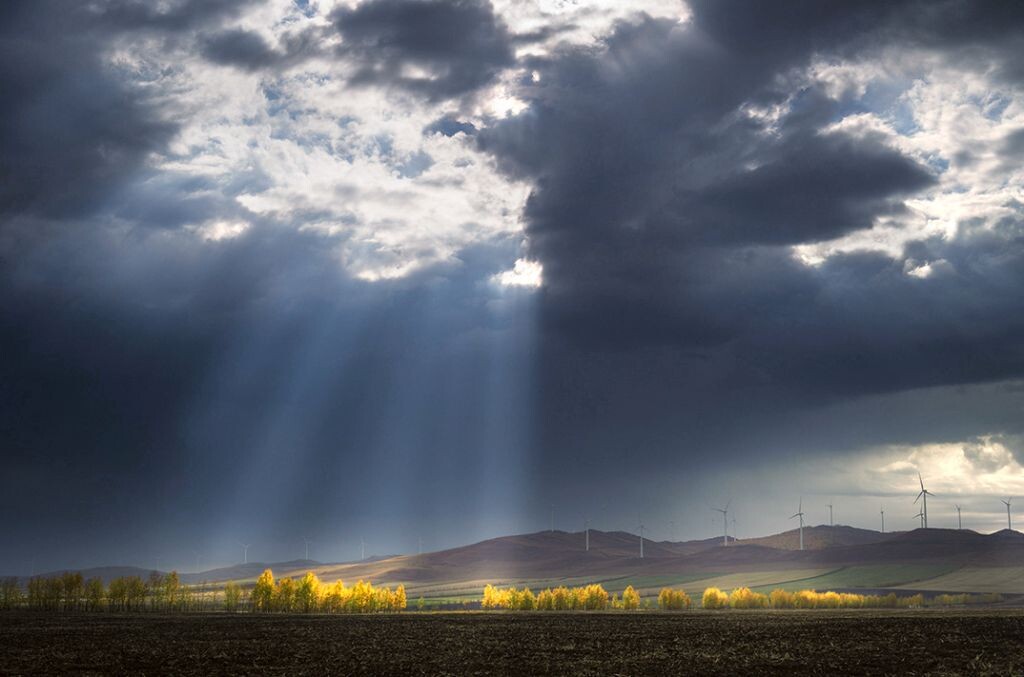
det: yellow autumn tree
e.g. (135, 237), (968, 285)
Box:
(701, 587), (728, 609)
(658, 588), (691, 610)
(251, 569), (275, 612)
(274, 577), (296, 612)
(768, 588), (795, 609)
(321, 580), (348, 613)
(393, 584), (407, 611)
(621, 585), (641, 610)
(481, 584), (504, 610)
(296, 572), (322, 613)
(728, 587), (768, 609)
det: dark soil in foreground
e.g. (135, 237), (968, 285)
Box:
(1, 610), (1023, 676)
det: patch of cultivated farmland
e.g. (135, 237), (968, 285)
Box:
(674, 569), (836, 596)
(773, 564), (960, 592)
(892, 567), (1024, 594)
(408, 576), (599, 600)
(4, 611), (1024, 675)
(595, 573), (728, 595)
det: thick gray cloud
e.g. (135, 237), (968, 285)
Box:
(98, 0), (255, 32)
(199, 27), (321, 71)
(478, 5), (1024, 397)
(200, 29), (281, 70)
(0, 2), (175, 222)
(331, 0), (514, 100)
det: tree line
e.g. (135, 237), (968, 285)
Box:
(249, 569), (406, 613)
(0, 569), (407, 614)
(1, 572), (1003, 613)
(478, 584), (1003, 611)
(0, 571), (208, 612)
(481, 583), (618, 610)
(702, 586), (1002, 610)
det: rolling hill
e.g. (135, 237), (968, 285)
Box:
(17, 527), (1024, 599)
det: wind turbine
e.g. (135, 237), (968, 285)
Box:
(303, 537), (313, 561)
(954, 505), (962, 530)
(1002, 498), (1013, 530)
(880, 507), (885, 534)
(550, 504), (555, 532)
(713, 501), (730, 547)
(237, 542), (251, 564)
(914, 473), (933, 528)
(731, 515), (737, 541)
(790, 498), (805, 551)
(585, 518), (590, 552)
(639, 523), (645, 559)
(360, 537), (365, 561)
(913, 510), (924, 528)
(827, 503), (834, 527)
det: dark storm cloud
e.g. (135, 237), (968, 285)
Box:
(0, 2), (175, 222)
(478, 2), (1024, 406)
(199, 27), (322, 71)
(331, 0), (514, 100)
(97, 0), (255, 32)
(663, 126), (935, 246)
(200, 29), (280, 70)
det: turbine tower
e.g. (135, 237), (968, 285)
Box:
(712, 501), (730, 546)
(914, 473), (933, 528)
(550, 504), (555, 533)
(303, 537), (313, 561)
(639, 523), (645, 559)
(790, 498), (805, 551)
(360, 537), (365, 561)
(954, 505), (962, 530)
(585, 518), (590, 552)
(913, 510), (924, 528)
(827, 503), (833, 527)
(1002, 498), (1013, 531)
(237, 542), (250, 564)
(880, 507), (885, 533)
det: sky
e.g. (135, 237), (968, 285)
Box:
(2, 0), (1024, 574)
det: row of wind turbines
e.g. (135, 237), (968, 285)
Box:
(909, 473), (1012, 531)
(226, 473), (1015, 569)
(784, 473), (1015, 551)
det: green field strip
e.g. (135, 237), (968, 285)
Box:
(766, 563), (961, 591)
(669, 569), (838, 596)
(891, 566), (1024, 594)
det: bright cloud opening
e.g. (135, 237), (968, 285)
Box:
(495, 258), (543, 288)
(190, 220), (251, 242)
